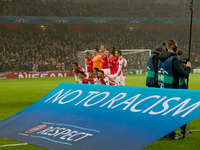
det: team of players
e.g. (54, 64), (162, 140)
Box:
(72, 45), (127, 86)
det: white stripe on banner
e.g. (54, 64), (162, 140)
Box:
(17, 133), (29, 136)
(42, 122), (55, 125)
(0, 143), (28, 147)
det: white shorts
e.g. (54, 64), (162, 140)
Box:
(78, 78), (82, 83)
(102, 68), (110, 76)
(116, 76), (125, 86)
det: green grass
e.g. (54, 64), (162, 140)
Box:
(0, 74), (200, 150)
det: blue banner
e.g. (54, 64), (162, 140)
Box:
(0, 83), (200, 150)
(1, 16), (200, 24)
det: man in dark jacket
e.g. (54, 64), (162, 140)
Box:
(158, 40), (191, 89)
(158, 40), (192, 140)
(146, 45), (164, 87)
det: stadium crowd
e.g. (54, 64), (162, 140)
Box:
(0, 0), (199, 18)
(0, 27), (200, 73)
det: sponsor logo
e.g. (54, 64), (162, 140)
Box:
(19, 122), (99, 146)
(164, 20), (175, 24)
(55, 18), (68, 23)
(129, 19), (141, 24)
(0, 74), (6, 79)
(158, 68), (168, 75)
(93, 18), (105, 23)
(15, 18), (29, 23)
(147, 66), (151, 71)
(193, 69), (200, 73)
(18, 73), (68, 78)
(26, 125), (46, 133)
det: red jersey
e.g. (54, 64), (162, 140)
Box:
(73, 66), (86, 82)
(105, 74), (118, 85)
(98, 75), (118, 85)
(79, 78), (89, 84)
(101, 52), (108, 69)
(108, 57), (115, 75)
(73, 66), (86, 76)
(113, 55), (118, 74)
(88, 77), (94, 84)
(85, 58), (93, 73)
(115, 57), (125, 77)
(98, 76), (107, 85)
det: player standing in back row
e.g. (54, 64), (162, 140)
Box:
(93, 48), (101, 71)
(101, 45), (110, 76)
(85, 51), (93, 75)
(113, 50), (126, 86)
(107, 50), (115, 78)
(111, 47), (118, 74)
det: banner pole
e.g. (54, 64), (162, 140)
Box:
(184, 0), (194, 139)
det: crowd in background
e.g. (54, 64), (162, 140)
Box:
(0, 0), (200, 18)
(0, 27), (200, 73)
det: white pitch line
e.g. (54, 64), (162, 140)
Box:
(0, 143), (28, 147)
(176, 129), (200, 132)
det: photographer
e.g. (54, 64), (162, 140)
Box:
(158, 40), (192, 139)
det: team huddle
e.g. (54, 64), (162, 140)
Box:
(72, 45), (127, 86)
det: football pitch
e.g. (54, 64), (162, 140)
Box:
(0, 74), (200, 150)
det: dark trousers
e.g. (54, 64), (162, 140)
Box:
(168, 124), (187, 137)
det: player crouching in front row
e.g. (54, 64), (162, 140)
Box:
(87, 70), (95, 84)
(78, 71), (88, 84)
(97, 70), (118, 86)
(78, 69), (118, 86)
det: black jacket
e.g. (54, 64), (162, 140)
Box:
(159, 51), (191, 88)
(149, 51), (160, 87)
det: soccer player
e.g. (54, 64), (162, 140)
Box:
(93, 67), (99, 84)
(85, 52), (93, 74)
(72, 62), (86, 83)
(111, 47), (118, 74)
(87, 70), (95, 84)
(121, 56), (127, 68)
(93, 67), (99, 77)
(113, 50), (126, 86)
(78, 71), (88, 84)
(111, 47), (127, 73)
(97, 70), (108, 85)
(101, 45), (110, 76)
(98, 70), (118, 86)
(105, 74), (118, 85)
(93, 48), (101, 70)
(107, 50), (115, 78)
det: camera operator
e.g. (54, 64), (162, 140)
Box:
(146, 45), (164, 87)
(158, 40), (191, 89)
(158, 40), (192, 139)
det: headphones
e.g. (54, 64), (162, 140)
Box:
(166, 40), (178, 52)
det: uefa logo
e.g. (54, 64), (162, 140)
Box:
(25, 125), (46, 133)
